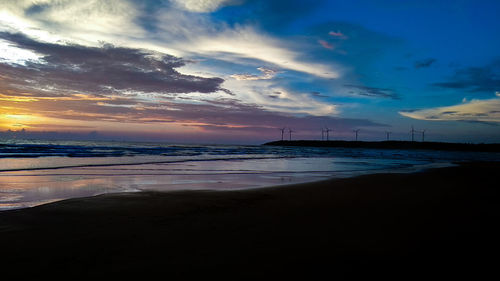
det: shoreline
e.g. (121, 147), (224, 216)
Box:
(0, 160), (454, 211)
(1, 161), (498, 278)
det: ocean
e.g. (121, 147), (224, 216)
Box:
(1, 139), (498, 210)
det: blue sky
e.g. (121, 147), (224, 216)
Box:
(0, 0), (499, 143)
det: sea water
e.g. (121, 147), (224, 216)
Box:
(1, 139), (498, 210)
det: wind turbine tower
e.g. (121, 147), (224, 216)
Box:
(385, 131), (392, 141)
(288, 128), (294, 141)
(325, 127), (332, 141)
(353, 129), (360, 141)
(410, 126), (416, 142)
(421, 129), (426, 142)
(279, 127), (286, 141)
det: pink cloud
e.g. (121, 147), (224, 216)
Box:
(318, 40), (334, 50)
(329, 31), (347, 39)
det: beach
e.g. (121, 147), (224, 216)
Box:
(0, 161), (498, 278)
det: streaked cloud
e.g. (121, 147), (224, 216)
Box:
(329, 30), (347, 39)
(0, 27), (353, 137)
(0, 0), (144, 45)
(230, 67), (278, 81)
(179, 25), (340, 79)
(1, 1), (496, 143)
(170, 0), (242, 12)
(0, 1), (340, 79)
(432, 60), (500, 92)
(0, 85), (382, 137)
(0, 29), (341, 131)
(0, 32), (227, 96)
(414, 58), (436, 69)
(343, 84), (399, 99)
(318, 39), (334, 49)
(400, 93), (500, 123)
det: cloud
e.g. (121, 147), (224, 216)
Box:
(0, 32), (227, 96)
(318, 39), (334, 49)
(432, 60), (500, 92)
(399, 94), (500, 123)
(310, 91), (329, 98)
(0, 85), (383, 137)
(230, 67), (278, 81)
(0, 0), (389, 142)
(344, 84), (399, 99)
(178, 25), (340, 78)
(0, 32), (350, 136)
(328, 30), (347, 39)
(414, 58), (436, 68)
(0, 30), (341, 125)
(0, 1), (341, 80)
(223, 73), (340, 116)
(0, 38), (44, 65)
(306, 21), (404, 78)
(0, 0), (144, 45)
(170, 0), (242, 12)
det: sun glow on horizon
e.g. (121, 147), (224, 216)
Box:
(0, 113), (38, 129)
(0, 111), (212, 137)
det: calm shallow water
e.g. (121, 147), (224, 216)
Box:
(1, 140), (498, 210)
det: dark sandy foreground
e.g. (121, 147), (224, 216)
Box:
(0, 162), (498, 279)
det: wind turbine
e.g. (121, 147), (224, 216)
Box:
(353, 129), (360, 141)
(288, 128), (295, 141)
(421, 129), (426, 142)
(321, 128), (325, 140)
(410, 125), (416, 142)
(279, 127), (286, 141)
(385, 131), (392, 141)
(325, 127), (333, 141)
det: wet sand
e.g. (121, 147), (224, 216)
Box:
(0, 161), (498, 279)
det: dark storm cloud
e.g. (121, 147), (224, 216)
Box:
(0, 32), (226, 96)
(414, 58), (436, 69)
(432, 60), (500, 92)
(344, 84), (399, 99)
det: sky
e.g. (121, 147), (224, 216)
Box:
(0, 0), (499, 144)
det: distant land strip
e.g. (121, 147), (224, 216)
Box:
(263, 140), (500, 152)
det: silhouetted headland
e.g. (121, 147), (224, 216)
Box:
(264, 140), (500, 152)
